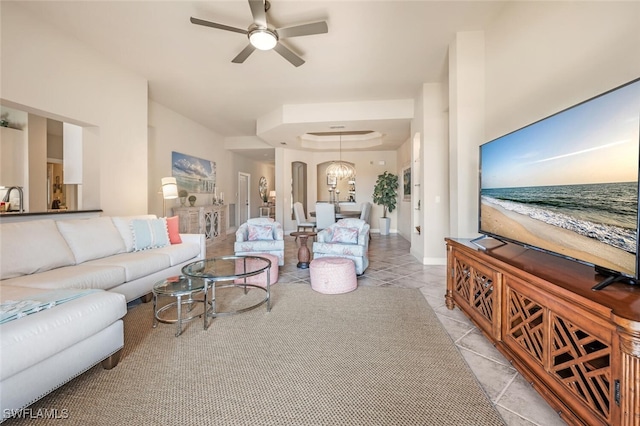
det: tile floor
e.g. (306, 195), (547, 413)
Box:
(210, 232), (567, 426)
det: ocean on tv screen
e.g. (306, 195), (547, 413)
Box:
(480, 182), (637, 276)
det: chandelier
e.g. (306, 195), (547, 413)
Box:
(326, 133), (356, 181)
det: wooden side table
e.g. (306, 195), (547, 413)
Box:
(290, 231), (317, 269)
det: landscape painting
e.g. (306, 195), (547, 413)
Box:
(171, 151), (216, 193)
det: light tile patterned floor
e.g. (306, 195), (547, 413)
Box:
(210, 232), (567, 426)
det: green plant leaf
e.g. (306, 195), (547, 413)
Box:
(372, 171), (398, 218)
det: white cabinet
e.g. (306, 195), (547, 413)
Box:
(173, 205), (227, 249)
(0, 126), (26, 187)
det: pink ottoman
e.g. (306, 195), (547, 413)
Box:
(309, 257), (357, 294)
(234, 253), (279, 287)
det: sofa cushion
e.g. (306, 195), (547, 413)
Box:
(330, 227), (359, 244)
(153, 242), (201, 266)
(0, 287), (126, 382)
(0, 220), (75, 280)
(1, 263), (126, 291)
(1, 288), (101, 324)
(131, 218), (170, 251)
(56, 217), (126, 263)
(336, 218), (367, 231)
(111, 215), (157, 252)
(247, 224), (274, 241)
(234, 239), (285, 253)
(312, 241), (366, 257)
(87, 251), (171, 282)
(247, 217), (275, 226)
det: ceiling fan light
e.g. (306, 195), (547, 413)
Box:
(249, 29), (277, 50)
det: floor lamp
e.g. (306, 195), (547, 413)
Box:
(161, 177), (178, 217)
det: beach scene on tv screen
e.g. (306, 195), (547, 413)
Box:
(480, 80), (640, 276)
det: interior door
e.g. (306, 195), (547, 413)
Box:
(238, 172), (250, 225)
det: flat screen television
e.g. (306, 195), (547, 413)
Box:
(478, 78), (640, 289)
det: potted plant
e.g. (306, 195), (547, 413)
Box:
(188, 194), (196, 207)
(372, 171), (398, 235)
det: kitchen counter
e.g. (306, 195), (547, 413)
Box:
(0, 209), (103, 223)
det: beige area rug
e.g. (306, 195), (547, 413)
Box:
(6, 284), (505, 425)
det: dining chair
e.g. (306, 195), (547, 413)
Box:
(293, 202), (316, 240)
(360, 202), (372, 224)
(315, 202), (336, 231)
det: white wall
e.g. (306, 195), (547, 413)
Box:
(27, 114), (47, 212)
(448, 31), (485, 239)
(1, 2), (148, 216)
(485, 1), (640, 141)
(420, 82), (449, 264)
(148, 101), (239, 221)
(396, 138), (412, 239)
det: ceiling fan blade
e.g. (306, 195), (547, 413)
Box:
(276, 21), (328, 39)
(232, 44), (256, 64)
(248, 0), (268, 27)
(190, 17), (247, 35)
(273, 43), (305, 67)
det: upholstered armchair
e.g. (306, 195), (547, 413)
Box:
(312, 218), (369, 274)
(234, 218), (285, 266)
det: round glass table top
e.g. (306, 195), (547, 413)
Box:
(182, 255), (271, 282)
(153, 275), (205, 296)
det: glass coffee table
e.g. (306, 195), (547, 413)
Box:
(182, 255), (273, 319)
(152, 275), (209, 337)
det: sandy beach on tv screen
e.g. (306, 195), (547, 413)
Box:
(481, 201), (635, 275)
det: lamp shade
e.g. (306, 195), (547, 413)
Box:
(161, 177), (178, 199)
(269, 190), (276, 198)
(326, 161), (356, 181)
(325, 133), (356, 181)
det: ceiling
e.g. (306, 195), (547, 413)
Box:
(17, 1), (507, 161)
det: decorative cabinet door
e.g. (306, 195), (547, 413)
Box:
(175, 209), (199, 234)
(202, 208), (213, 241)
(503, 275), (614, 425)
(173, 205), (227, 248)
(450, 249), (501, 340)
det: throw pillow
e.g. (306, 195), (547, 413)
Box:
(330, 227), (359, 244)
(111, 215), (157, 252)
(247, 224), (274, 241)
(131, 218), (170, 251)
(165, 216), (182, 244)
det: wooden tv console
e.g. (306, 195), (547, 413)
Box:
(445, 238), (640, 426)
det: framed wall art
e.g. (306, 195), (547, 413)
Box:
(171, 151), (216, 193)
(402, 166), (411, 202)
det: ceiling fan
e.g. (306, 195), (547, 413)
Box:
(190, 0), (328, 67)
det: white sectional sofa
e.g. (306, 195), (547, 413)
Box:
(0, 215), (205, 419)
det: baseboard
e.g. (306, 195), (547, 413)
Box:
(421, 257), (446, 265)
(370, 229), (398, 234)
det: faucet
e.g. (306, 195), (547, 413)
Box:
(2, 186), (24, 213)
